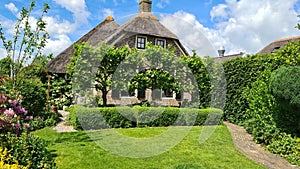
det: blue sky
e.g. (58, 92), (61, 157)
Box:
(0, 0), (300, 57)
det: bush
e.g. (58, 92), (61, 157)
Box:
(29, 111), (61, 131)
(0, 133), (56, 169)
(0, 147), (27, 169)
(68, 105), (223, 130)
(242, 76), (300, 165)
(15, 78), (47, 116)
(269, 66), (300, 135)
(0, 94), (32, 135)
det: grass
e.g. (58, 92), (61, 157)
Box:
(34, 125), (266, 169)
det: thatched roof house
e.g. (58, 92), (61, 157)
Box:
(257, 36), (300, 55)
(47, 0), (188, 73)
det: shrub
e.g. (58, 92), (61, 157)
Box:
(0, 94), (32, 135)
(68, 105), (223, 130)
(0, 133), (56, 169)
(29, 111), (61, 131)
(269, 66), (300, 135)
(15, 78), (47, 116)
(242, 75), (300, 165)
(0, 147), (27, 169)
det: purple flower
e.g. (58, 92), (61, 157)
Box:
(8, 99), (12, 104)
(25, 123), (30, 130)
(15, 123), (20, 128)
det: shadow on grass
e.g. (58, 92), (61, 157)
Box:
(54, 132), (93, 143)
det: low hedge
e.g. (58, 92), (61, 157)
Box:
(67, 105), (223, 130)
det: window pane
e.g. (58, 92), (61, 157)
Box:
(137, 37), (146, 49)
(156, 40), (165, 48)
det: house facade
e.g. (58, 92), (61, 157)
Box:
(47, 0), (190, 106)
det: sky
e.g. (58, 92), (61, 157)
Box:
(0, 0), (299, 58)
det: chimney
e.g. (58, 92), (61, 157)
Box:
(139, 0), (152, 13)
(218, 46), (225, 57)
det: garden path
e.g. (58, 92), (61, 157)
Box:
(53, 110), (77, 132)
(224, 121), (300, 169)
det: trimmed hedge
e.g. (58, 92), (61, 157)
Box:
(223, 41), (300, 165)
(67, 105), (223, 130)
(223, 41), (300, 124)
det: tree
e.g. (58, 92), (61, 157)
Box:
(112, 43), (198, 106)
(95, 45), (130, 106)
(0, 0), (50, 88)
(0, 57), (11, 77)
(68, 42), (130, 106)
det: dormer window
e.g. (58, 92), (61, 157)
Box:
(156, 39), (166, 48)
(136, 36), (146, 49)
(271, 47), (280, 53)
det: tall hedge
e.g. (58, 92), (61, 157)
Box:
(223, 41), (300, 124)
(223, 41), (300, 165)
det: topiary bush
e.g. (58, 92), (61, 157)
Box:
(269, 66), (300, 135)
(242, 72), (300, 165)
(68, 105), (223, 130)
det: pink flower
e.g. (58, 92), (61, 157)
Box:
(5, 109), (15, 117)
(26, 116), (33, 120)
(13, 100), (18, 106)
(21, 107), (28, 115)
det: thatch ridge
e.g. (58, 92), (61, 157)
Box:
(105, 13), (178, 45)
(257, 36), (300, 55)
(46, 19), (120, 73)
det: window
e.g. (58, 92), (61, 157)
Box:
(111, 90), (119, 99)
(136, 36), (146, 49)
(163, 90), (173, 97)
(271, 47), (280, 53)
(137, 89), (146, 99)
(156, 39), (166, 48)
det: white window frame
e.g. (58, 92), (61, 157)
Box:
(136, 36), (147, 49)
(155, 38), (166, 48)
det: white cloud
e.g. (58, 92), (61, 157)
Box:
(160, 11), (218, 57)
(0, 48), (7, 59)
(210, 0), (299, 54)
(160, 0), (300, 56)
(5, 3), (18, 13)
(53, 0), (90, 24)
(43, 16), (76, 36)
(210, 4), (229, 21)
(102, 8), (114, 17)
(156, 0), (170, 9)
(43, 35), (72, 56)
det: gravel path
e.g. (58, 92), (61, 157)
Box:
(53, 110), (77, 132)
(224, 121), (300, 169)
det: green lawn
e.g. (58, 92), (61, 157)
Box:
(34, 125), (265, 169)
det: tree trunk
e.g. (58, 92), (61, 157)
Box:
(102, 89), (108, 107)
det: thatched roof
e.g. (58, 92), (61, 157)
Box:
(105, 13), (178, 45)
(47, 12), (187, 73)
(257, 36), (300, 55)
(46, 17), (120, 73)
